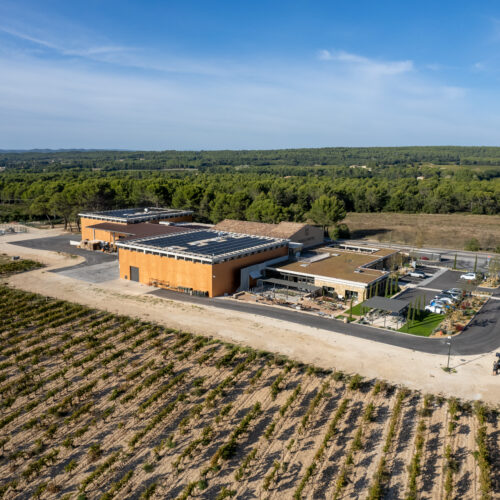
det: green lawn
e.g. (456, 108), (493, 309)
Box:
(344, 302), (371, 316)
(398, 313), (444, 336)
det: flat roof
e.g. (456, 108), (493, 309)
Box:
(116, 230), (287, 264)
(86, 222), (195, 239)
(274, 247), (394, 285)
(79, 207), (193, 223)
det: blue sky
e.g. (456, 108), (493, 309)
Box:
(1, 0), (500, 149)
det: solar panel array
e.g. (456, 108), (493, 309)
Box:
(118, 230), (286, 261)
(91, 208), (184, 218)
(80, 207), (193, 222)
(136, 230), (278, 256)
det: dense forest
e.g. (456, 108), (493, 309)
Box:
(0, 148), (499, 230)
(3, 146), (500, 170)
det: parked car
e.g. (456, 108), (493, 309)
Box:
(434, 295), (455, 305)
(425, 304), (445, 314)
(460, 272), (476, 281)
(408, 270), (426, 278)
(447, 288), (463, 295)
(442, 290), (461, 300)
(430, 300), (451, 310)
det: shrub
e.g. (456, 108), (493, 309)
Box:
(139, 482), (157, 500)
(216, 487), (236, 499)
(65, 459), (77, 474)
(87, 443), (102, 462)
(464, 238), (480, 251)
(329, 223), (350, 240)
(143, 462), (154, 473)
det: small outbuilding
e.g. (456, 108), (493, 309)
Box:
(213, 220), (324, 248)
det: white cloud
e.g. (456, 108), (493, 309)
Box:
(318, 49), (413, 76)
(0, 13), (494, 149)
(0, 46), (492, 151)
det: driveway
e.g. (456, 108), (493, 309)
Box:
(8, 234), (500, 354)
(10, 234), (118, 283)
(148, 288), (500, 355)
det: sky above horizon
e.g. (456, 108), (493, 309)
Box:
(1, 1), (500, 150)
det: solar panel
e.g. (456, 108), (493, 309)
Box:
(117, 229), (287, 262)
(79, 207), (193, 222)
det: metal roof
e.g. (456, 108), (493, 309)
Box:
(86, 222), (194, 239)
(363, 296), (409, 314)
(79, 207), (193, 223)
(116, 230), (287, 264)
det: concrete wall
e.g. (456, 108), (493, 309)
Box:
(118, 245), (288, 297)
(314, 278), (367, 301)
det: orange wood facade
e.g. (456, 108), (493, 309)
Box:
(80, 215), (193, 243)
(118, 246), (287, 297)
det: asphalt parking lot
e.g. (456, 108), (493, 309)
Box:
(10, 234), (119, 283)
(424, 270), (466, 291)
(398, 265), (440, 285)
(398, 270), (472, 305)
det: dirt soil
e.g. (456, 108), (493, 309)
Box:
(0, 293), (496, 499)
(344, 212), (500, 250)
(0, 227), (499, 406)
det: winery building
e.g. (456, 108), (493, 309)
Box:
(79, 207), (193, 244)
(116, 229), (289, 297)
(266, 245), (398, 301)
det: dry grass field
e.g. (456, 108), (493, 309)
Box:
(0, 285), (498, 499)
(344, 212), (500, 251)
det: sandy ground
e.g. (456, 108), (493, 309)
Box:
(1, 228), (499, 405)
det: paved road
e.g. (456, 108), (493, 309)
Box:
(149, 287), (499, 356)
(9, 234), (500, 355)
(10, 234), (117, 269)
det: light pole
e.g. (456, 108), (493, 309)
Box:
(446, 336), (452, 371)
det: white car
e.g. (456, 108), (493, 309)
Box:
(434, 295), (455, 305)
(425, 304), (445, 314)
(408, 270), (426, 278)
(460, 272), (476, 281)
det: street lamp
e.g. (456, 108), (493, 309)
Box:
(446, 336), (452, 371)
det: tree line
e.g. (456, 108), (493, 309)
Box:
(1, 167), (499, 229)
(3, 146), (500, 171)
